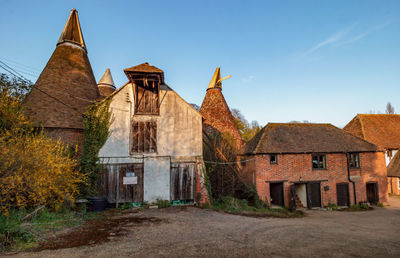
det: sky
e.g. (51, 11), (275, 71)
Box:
(0, 0), (399, 128)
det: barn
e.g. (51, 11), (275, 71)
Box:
(98, 63), (208, 205)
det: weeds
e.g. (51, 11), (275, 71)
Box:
(156, 199), (171, 209)
(206, 196), (303, 218)
(0, 208), (92, 252)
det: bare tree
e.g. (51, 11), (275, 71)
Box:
(386, 102), (395, 114)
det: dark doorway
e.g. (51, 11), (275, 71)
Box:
(307, 182), (321, 208)
(366, 182), (379, 204)
(270, 183), (284, 207)
(336, 183), (350, 206)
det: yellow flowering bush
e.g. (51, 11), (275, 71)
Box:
(0, 133), (86, 215)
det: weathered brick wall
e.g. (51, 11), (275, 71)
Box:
(241, 152), (388, 207)
(44, 127), (84, 149)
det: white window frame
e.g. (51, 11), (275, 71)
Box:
(398, 178), (400, 190)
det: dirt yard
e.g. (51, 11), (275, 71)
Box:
(10, 197), (400, 257)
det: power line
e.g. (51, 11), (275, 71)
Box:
(0, 57), (41, 73)
(0, 60), (32, 83)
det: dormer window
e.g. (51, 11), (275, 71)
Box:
(134, 77), (160, 115)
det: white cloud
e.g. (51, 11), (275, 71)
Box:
(302, 24), (356, 57)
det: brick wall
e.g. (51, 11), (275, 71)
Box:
(241, 151), (388, 207)
(44, 127), (84, 149)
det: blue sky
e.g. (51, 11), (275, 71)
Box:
(1, 0), (399, 127)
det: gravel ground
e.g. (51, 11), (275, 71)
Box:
(10, 197), (400, 257)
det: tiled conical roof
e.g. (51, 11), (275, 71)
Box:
(24, 9), (99, 129)
(200, 67), (243, 149)
(98, 68), (116, 97)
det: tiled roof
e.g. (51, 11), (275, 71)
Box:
(200, 81), (243, 149)
(244, 123), (379, 154)
(24, 10), (98, 129)
(388, 151), (400, 177)
(344, 114), (400, 150)
(124, 62), (164, 74)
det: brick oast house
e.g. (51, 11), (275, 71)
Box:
(97, 68), (116, 98)
(240, 123), (388, 209)
(98, 62), (208, 204)
(344, 114), (400, 194)
(24, 9), (99, 146)
(200, 67), (243, 150)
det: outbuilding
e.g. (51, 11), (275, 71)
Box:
(240, 123), (388, 208)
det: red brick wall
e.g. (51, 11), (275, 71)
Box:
(44, 127), (84, 149)
(241, 152), (388, 207)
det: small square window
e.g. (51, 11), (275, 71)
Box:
(270, 154), (277, 164)
(312, 154), (326, 169)
(349, 153), (360, 168)
(398, 178), (400, 190)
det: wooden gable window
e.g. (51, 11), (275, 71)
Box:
(312, 154), (326, 169)
(349, 153), (360, 168)
(134, 78), (160, 115)
(131, 121), (157, 153)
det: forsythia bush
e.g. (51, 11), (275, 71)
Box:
(0, 133), (86, 215)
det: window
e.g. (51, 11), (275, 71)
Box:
(349, 153), (360, 168)
(134, 78), (160, 115)
(398, 178), (400, 190)
(131, 121), (157, 153)
(270, 154), (277, 164)
(312, 154), (326, 169)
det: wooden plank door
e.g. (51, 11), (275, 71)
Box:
(170, 163), (196, 202)
(307, 182), (321, 208)
(270, 183), (284, 207)
(366, 182), (378, 204)
(336, 183), (350, 206)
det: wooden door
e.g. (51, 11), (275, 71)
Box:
(336, 183), (350, 206)
(307, 182), (321, 208)
(99, 163), (144, 203)
(170, 163), (196, 202)
(366, 183), (378, 204)
(270, 183), (284, 207)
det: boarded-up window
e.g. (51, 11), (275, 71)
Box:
(135, 79), (159, 114)
(131, 121), (157, 153)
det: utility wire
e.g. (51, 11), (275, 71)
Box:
(0, 60), (32, 83)
(0, 57), (41, 73)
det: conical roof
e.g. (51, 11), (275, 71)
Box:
(24, 9), (99, 129)
(57, 9), (86, 51)
(200, 67), (243, 149)
(98, 68), (116, 97)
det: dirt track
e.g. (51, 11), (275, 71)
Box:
(11, 197), (400, 257)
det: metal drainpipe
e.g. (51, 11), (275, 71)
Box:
(346, 153), (357, 205)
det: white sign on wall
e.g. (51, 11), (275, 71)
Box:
(123, 176), (138, 185)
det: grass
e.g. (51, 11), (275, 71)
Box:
(204, 196), (303, 218)
(0, 207), (95, 252)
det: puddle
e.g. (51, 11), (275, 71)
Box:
(36, 211), (163, 251)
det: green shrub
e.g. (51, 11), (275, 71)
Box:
(377, 202), (384, 207)
(360, 203), (370, 209)
(327, 203), (338, 211)
(156, 199), (171, 209)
